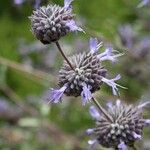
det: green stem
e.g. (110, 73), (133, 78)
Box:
(92, 97), (113, 122)
(55, 41), (74, 71)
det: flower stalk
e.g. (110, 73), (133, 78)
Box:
(91, 97), (113, 122)
(55, 41), (75, 71)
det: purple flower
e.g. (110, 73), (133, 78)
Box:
(14, 0), (25, 5)
(138, 0), (150, 7)
(118, 142), (127, 150)
(29, 0), (83, 44)
(86, 128), (94, 135)
(98, 46), (124, 63)
(89, 106), (101, 120)
(34, 0), (41, 9)
(144, 120), (150, 126)
(101, 74), (124, 95)
(86, 100), (150, 149)
(133, 132), (141, 140)
(66, 20), (84, 32)
(89, 38), (102, 54)
(81, 84), (92, 105)
(88, 139), (98, 148)
(64, 0), (74, 9)
(45, 85), (67, 103)
(118, 25), (135, 49)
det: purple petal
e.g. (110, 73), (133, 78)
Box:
(101, 75), (122, 95)
(86, 128), (94, 135)
(88, 139), (97, 147)
(144, 120), (150, 126)
(45, 86), (67, 104)
(66, 20), (84, 32)
(98, 46), (124, 63)
(133, 132), (141, 140)
(64, 0), (74, 9)
(89, 106), (100, 120)
(89, 38), (103, 54)
(118, 142), (127, 150)
(14, 0), (25, 5)
(34, 0), (41, 9)
(81, 85), (92, 105)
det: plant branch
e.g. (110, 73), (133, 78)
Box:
(92, 97), (113, 122)
(55, 41), (74, 71)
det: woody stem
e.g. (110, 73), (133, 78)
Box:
(92, 97), (113, 123)
(55, 41), (74, 71)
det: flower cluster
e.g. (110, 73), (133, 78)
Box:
(87, 100), (150, 150)
(46, 38), (124, 105)
(29, 0), (150, 150)
(29, 0), (82, 44)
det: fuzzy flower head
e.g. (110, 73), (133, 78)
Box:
(87, 100), (150, 149)
(45, 38), (123, 105)
(29, 0), (82, 44)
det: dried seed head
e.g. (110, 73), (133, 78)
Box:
(59, 52), (107, 97)
(29, 0), (82, 44)
(87, 100), (150, 149)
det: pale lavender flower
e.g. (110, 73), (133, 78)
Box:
(118, 142), (127, 150)
(97, 46), (124, 63)
(144, 120), (150, 126)
(118, 25), (136, 49)
(86, 100), (150, 149)
(14, 0), (25, 5)
(29, 0), (83, 44)
(101, 74), (124, 95)
(89, 106), (101, 120)
(81, 85), (92, 105)
(66, 20), (84, 32)
(88, 139), (98, 148)
(34, 0), (41, 9)
(138, 0), (150, 7)
(64, 0), (74, 9)
(133, 132), (141, 140)
(45, 85), (67, 103)
(86, 128), (94, 135)
(89, 38), (102, 54)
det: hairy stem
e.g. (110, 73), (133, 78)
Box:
(55, 41), (74, 71)
(92, 97), (113, 122)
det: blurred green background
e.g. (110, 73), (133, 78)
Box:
(0, 0), (150, 150)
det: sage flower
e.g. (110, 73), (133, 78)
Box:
(29, 0), (83, 44)
(86, 100), (150, 149)
(45, 38), (123, 105)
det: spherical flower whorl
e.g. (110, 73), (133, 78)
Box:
(29, 0), (82, 44)
(59, 52), (107, 97)
(45, 38), (124, 105)
(87, 100), (150, 149)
